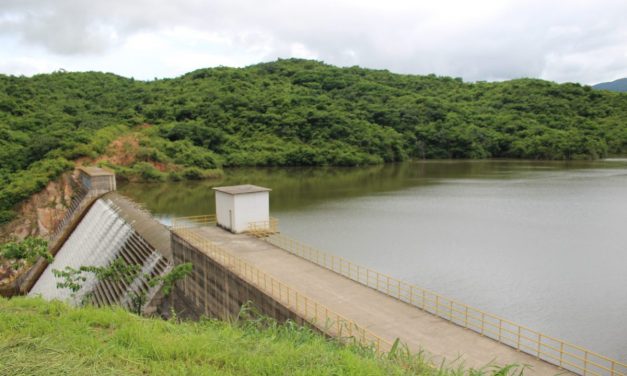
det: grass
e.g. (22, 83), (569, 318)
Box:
(0, 297), (526, 375)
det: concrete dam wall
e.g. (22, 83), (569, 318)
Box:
(30, 192), (172, 312)
(171, 232), (304, 323)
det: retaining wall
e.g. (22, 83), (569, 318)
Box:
(172, 233), (304, 324)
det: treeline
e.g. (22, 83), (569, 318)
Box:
(1, 59), (626, 222)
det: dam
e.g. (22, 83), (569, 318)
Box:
(29, 167), (172, 314)
(172, 217), (626, 376)
(25, 170), (626, 376)
(167, 185), (624, 376)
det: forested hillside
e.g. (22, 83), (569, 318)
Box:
(1, 59), (627, 223)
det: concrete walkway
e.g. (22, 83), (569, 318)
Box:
(185, 225), (572, 376)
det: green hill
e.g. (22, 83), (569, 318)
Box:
(593, 77), (627, 92)
(2, 59), (627, 223)
(0, 297), (521, 375)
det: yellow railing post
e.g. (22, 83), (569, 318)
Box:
(560, 342), (564, 367)
(435, 295), (439, 315)
(498, 319), (502, 341)
(537, 333), (541, 358)
(449, 301), (453, 321)
(517, 326), (521, 350)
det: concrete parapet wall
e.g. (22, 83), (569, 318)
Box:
(78, 167), (116, 193)
(172, 233), (304, 324)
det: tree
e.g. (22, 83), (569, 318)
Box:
(53, 259), (193, 315)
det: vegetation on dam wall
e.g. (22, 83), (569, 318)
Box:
(0, 297), (525, 375)
(1, 58), (627, 222)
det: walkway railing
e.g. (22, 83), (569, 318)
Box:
(171, 215), (278, 236)
(171, 215), (216, 229)
(48, 185), (96, 247)
(247, 218), (279, 237)
(172, 227), (394, 354)
(263, 233), (627, 376)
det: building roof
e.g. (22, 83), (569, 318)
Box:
(78, 166), (115, 177)
(213, 184), (271, 195)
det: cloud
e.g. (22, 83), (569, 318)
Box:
(0, 0), (626, 83)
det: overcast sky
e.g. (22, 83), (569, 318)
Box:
(1, 0), (626, 84)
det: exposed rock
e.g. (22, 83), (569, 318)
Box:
(0, 172), (77, 242)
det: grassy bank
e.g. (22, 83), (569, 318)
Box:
(0, 297), (523, 375)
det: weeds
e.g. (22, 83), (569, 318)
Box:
(0, 297), (527, 375)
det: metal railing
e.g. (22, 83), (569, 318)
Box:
(171, 215), (278, 236)
(171, 215), (216, 229)
(247, 218), (279, 236)
(48, 184), (94, 246)
(172, 227), (394, 353)
(263, 233), (627, 376)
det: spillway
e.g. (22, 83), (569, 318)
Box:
(30, 193), (171, 312)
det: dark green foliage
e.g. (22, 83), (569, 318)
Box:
(53, 259), (193, 314)
(131, 162), (166, 181)
(53, 258), (142, 294)
(0, 158), (73, 213)
(149, 262), (193, 296)
(1, 59), (627, 217)
(0, 210), (16, 225)
(0, 236), (51, 265)
(51, 266), (87, 293)
(180, 166), (207, 180)
(82, 258), (142, 284)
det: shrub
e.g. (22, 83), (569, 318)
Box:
(0, 210), (16, 225)
(131, 162), (165, 181)
(0, 237), (51, 264)
(168, 171), (183, 181)
(181, 167), (205, 180)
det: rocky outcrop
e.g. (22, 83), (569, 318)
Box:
(0, 172), (77, 243)
(0, 172), (79, 296)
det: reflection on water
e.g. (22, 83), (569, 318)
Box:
(119, 160), (620, 218)
(119, 160), (627, 361)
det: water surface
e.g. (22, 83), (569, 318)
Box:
(119, 160), (627, 361)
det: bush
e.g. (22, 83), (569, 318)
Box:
(168, 171), (183, 181)
(0, 210), (16, 225)
(181, 167), (206, 180)
(0, 237), (51, 264)
(131, 162), (165, 181)
(0, 158), (73, 211)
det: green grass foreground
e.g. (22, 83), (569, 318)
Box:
(0, 297), (524, 375)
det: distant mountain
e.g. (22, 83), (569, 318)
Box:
(593, 78), (627, 92)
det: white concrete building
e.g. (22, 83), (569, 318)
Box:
(213, 185), (271, 233)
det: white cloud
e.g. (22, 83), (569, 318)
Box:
(0, 0), (626, 83)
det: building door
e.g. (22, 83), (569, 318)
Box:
(229, 209), (233, 230)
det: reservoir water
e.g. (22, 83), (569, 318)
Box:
(119, 160), (627, 361)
